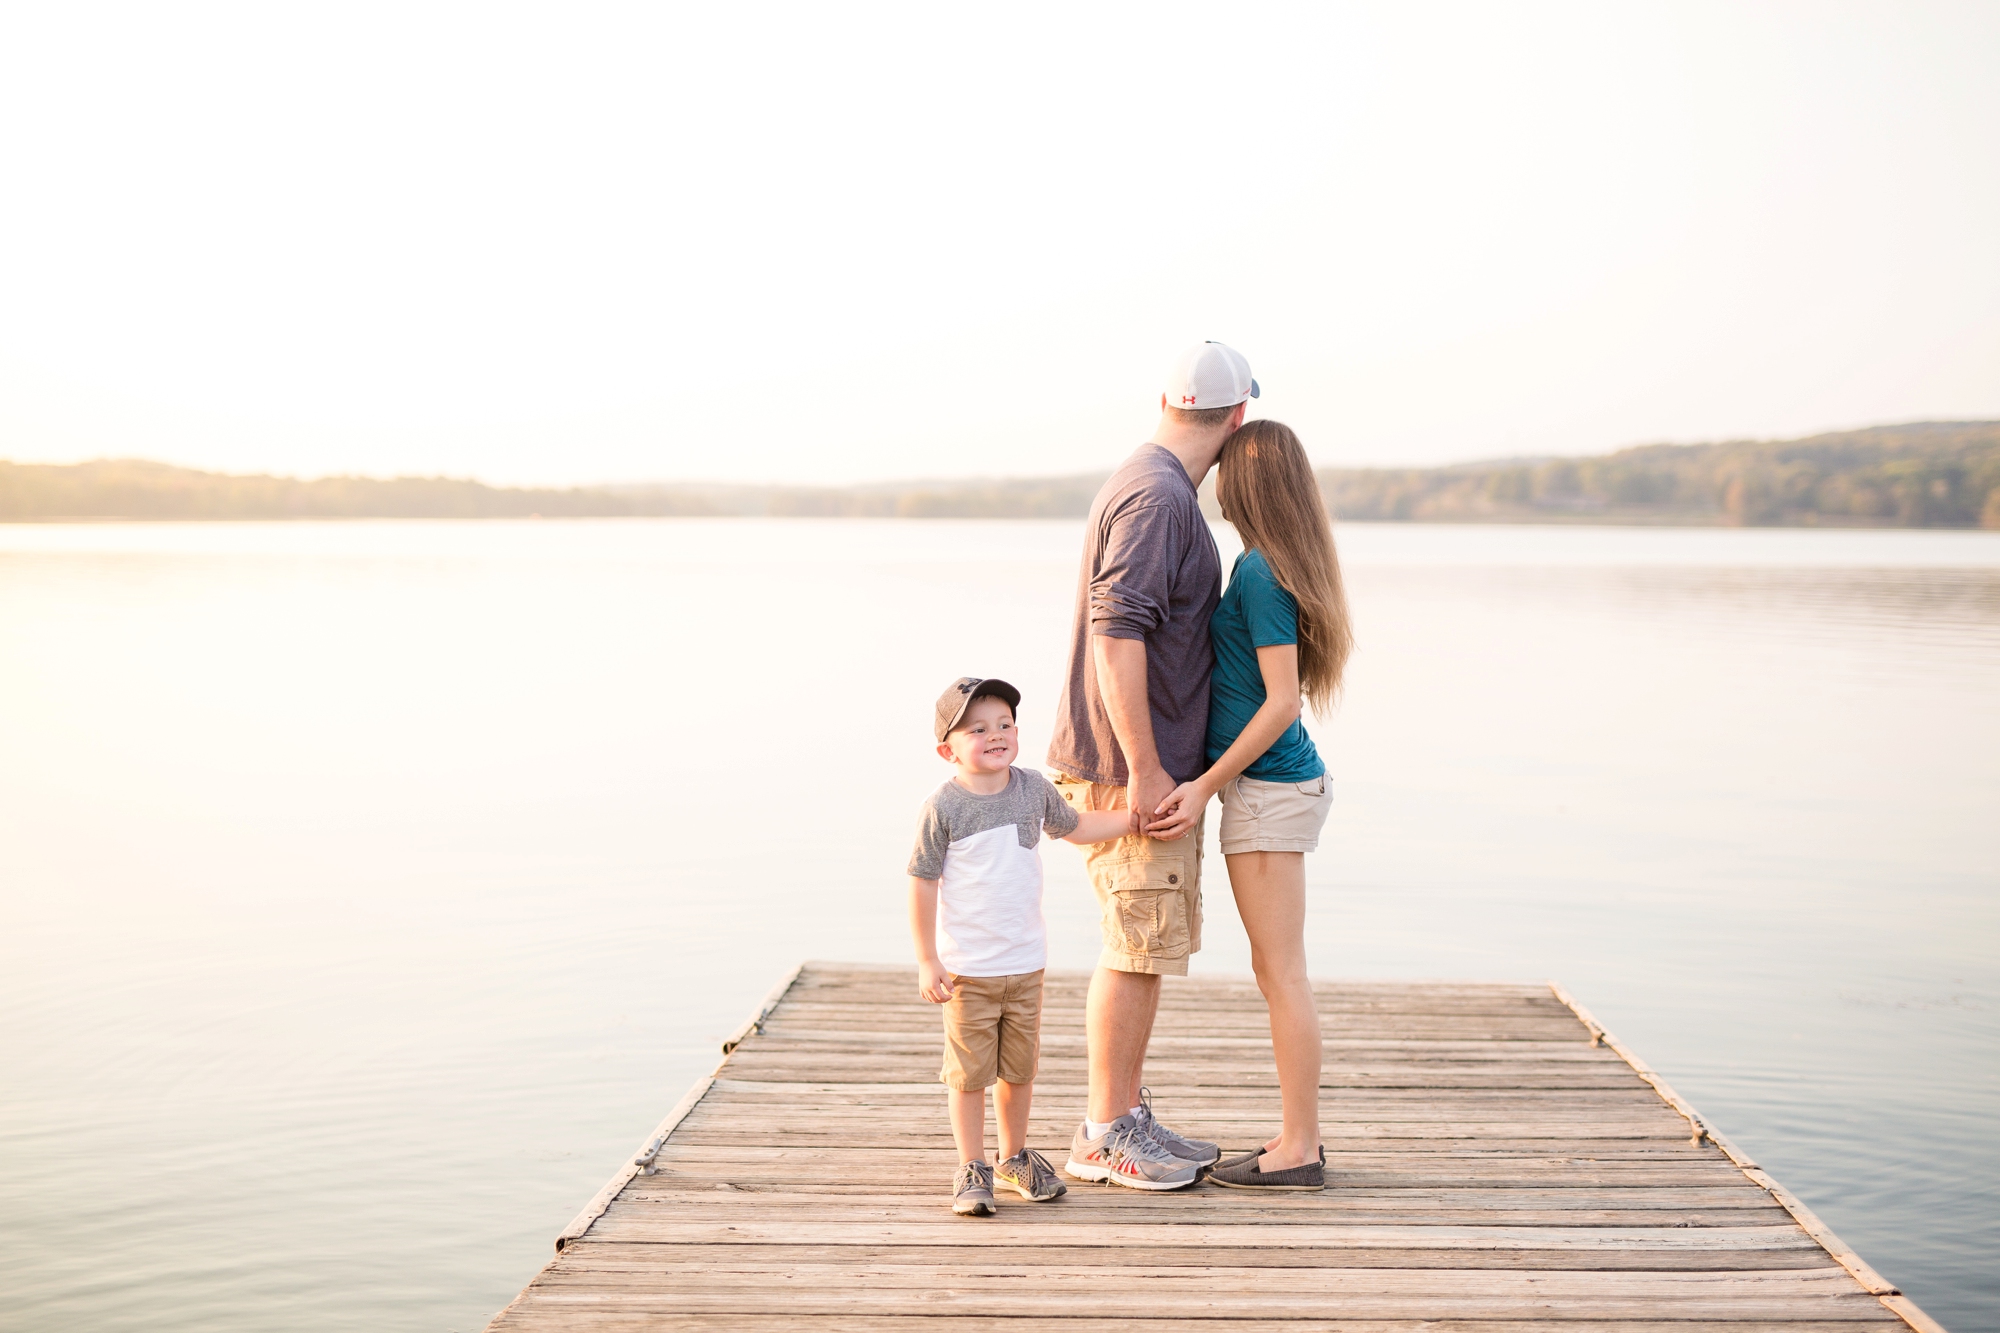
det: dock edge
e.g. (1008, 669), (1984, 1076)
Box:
(550, 960), (808, 1254)
(1547, 980), (1948, 1333)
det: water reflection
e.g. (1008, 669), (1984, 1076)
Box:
(0, 520), (1993, 1332)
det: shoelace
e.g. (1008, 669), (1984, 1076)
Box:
(1105, 1119), (1175, 1165)
(1011, 1148), (1060, 1192)
(956, 1161), (991, 1193)
(1137, 1087), (1195, 1148)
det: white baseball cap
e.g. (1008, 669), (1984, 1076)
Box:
(1164, 341), (1259, 410)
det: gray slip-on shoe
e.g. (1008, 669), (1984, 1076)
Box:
(1209, 1145), (1265, 1173)
(1207, 1145), (1325, 1192)
(952, 1159), (997, 1215)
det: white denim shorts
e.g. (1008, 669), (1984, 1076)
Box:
(1217, 773), (1331, 855)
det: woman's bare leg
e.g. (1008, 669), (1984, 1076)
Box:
(1225, 849), (1321, 1171)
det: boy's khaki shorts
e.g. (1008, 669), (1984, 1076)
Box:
(1050, 773), (1203, 977)
(939, 970), (1044, 1091)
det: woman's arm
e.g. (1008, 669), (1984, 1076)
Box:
(1148, 643), (1301, 840)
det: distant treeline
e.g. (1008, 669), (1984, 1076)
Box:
(5, 422), (1997, 527)
(0, 459), (713, 520)
(1318, 422), (2000, 528)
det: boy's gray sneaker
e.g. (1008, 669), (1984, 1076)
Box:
(952, 1159), (996, 1216)
(995, 1148), (1068, 1202)
(1137, 1087), (1220, 1166)
(1065, 1115), (1200, 1190)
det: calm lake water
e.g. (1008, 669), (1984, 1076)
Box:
(2, 518), (1996, 1332)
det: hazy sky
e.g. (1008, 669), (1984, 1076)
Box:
(3, 2), (1996, 486)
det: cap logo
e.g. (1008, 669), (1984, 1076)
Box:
(1181, 394), (1197, 404)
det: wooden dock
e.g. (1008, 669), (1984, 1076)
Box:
(487, 962), (1943, 1331)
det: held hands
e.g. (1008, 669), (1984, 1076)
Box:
(917, 959), (955, 1004)
(1148, 777), (1213, 842)
(1126, 767), (1178, 841)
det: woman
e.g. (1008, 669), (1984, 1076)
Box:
(1150, 418), (1353, 1190)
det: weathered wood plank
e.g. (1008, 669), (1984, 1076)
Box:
(617, 1185), (1795, 1221)
(553, 1242), (1837, 1273)
(647, 1144), (1762, 1185)
(492, 1312), (1896, 1320)
(701, 1083), (1666, 1096)
(502, 1269), (1894, 1320)
(562, 1220), (1828, 1251)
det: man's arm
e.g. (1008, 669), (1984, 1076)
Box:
(1093, 634), (1173, 838)
(1086, 501), (1185, 837)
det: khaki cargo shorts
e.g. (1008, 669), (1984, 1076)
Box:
(1051, 773), (1203, 977)
(939, 969), (1044, 1091)
(1218, 773), (1332, 855)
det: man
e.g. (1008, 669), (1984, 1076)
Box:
(1049, 341), (1258, 1190)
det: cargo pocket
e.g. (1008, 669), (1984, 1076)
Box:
(1104, 859), (1193, 959)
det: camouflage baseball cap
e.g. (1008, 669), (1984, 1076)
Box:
(934, 676), (1022, 741)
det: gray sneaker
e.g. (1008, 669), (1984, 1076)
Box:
(1136, 1087), (1220, 1166)
(1065, 1115), (1200, 1191)
(952, 1159), (996, 1216)
(995, 1148), (1068, 1202)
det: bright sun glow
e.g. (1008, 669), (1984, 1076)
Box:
(1, 1), (1996, 485)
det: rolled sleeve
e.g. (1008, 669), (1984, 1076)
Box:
(1088, 504), (1177, 639)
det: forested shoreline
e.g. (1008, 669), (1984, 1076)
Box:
(4, 421), (1996, 528)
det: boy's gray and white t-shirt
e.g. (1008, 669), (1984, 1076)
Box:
(908, 767), (1080, 978)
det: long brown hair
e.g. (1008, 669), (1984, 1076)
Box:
(1215, 419), (1353, 713)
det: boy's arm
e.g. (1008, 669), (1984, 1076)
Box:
(907, 876), (953, 1003)
(1060, 808), (1137, 845)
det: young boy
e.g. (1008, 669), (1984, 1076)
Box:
(908, 676), (1133, 1216)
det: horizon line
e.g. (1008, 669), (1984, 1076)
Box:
(5, 417), (1995, 493)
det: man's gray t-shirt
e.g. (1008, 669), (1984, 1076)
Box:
(1047, 444), (1223, 786)
(908, 768), (1080, 977)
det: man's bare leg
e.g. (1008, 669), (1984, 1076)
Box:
(1086, 965), (1161, 1123)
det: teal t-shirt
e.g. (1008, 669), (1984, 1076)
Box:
(1205, 548), (1326, 782)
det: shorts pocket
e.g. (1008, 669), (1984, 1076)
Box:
(1219, 777), (1250, 815)
(1103, 859), (1193, 957)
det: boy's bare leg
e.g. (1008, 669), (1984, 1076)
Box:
(1226, 849), (1322, 1170)
(948, 1088), (987, 1164)
(993, 1080), (1032, 1160)
(1086, 966), (1161, 1123)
